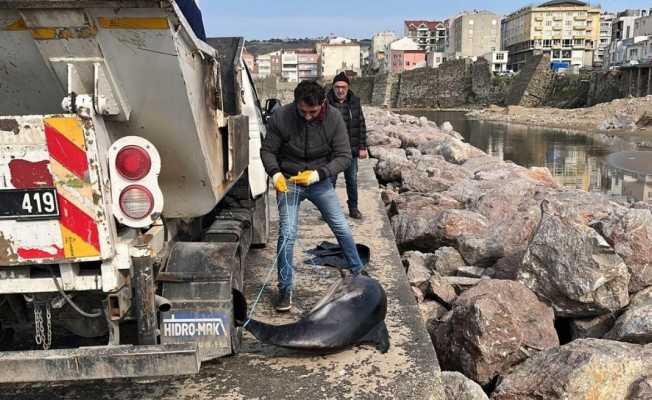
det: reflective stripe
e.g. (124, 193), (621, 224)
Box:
(98, 17), (169, 30)
(44, 121), (89, 181)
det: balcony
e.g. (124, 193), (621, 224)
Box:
(574, 25), (586, 30)
(553, 16), (563, 21)
(573, 16), (586, 20)
(535, 16), (544, 21)
(534, 26), (543, 31)
(552, 26), (562, 31)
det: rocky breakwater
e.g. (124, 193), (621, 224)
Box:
(365, 107), (652, 400)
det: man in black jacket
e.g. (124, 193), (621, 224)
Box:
(327, 72), (368, 219)
(260, 80), (364, 312)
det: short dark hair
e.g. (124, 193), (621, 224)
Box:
(294, 80), (325, 106)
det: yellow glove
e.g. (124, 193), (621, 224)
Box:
(289, 170), (320, 186)
(272, 173), (288, 193)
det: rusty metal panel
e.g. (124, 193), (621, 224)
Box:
(0, 344), (200, 383)
(0, 115), (113, 266)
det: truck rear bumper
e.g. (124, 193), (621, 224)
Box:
(0, 343), (200, 383)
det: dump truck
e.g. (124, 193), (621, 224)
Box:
(0, 0), (273, 381)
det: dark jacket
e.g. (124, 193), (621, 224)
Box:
(326, 89), (367, 152)
(260, 102), (352, 181)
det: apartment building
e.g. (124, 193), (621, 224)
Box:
(319, 37), (361, 79)
(447, 11), (501, 60)
(404, 20), (447, 52)
(371, 31), (398, 71)
(296, 50), (320, 81)
(501, 0), (601, 71)
(612, 9), (647, 41)
(634, 10), (652, 36)
(281, 51), (298, 82)
(255, 52), (275, 79)
(594, 12), (615, 66)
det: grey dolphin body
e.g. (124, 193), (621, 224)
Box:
(242, 275), (390, 353)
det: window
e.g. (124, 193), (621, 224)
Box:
(563, 39), (572, 47)
(562, 50), (572, 58)
(553, 50), (561, 58)
(496, 52), (505, 60)
(546, 20), (552, 26)
(574, 39), (583, 45)
(553, 39), (561, 46)
(565, 20), (572, 26)
(544, 39), (552, 47)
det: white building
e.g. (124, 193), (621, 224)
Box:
(371, 31), (398, 71)
(595, 12), (616, 66)
(255, 53), (272, 79)
(605, 35), (651, 67)
(426, 51), (446, 68)
(634, 10), (652, 36)
(481, 50), (509, 72)
(320, 38), (361, 79)
(281, 52), (298, 82)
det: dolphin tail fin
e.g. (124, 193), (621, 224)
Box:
(358, 321), (390, 353)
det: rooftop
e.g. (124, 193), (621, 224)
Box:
(404, 20), (444, 31)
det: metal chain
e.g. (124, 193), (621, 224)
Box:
(33, 302), (52, 350)
(33, 304), (43, 346)
(45, 303), (52, 350)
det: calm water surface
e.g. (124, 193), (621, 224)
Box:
(399, 110), (652, 204)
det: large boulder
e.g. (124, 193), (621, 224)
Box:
(441, 371), (489, 400)
(491, 339), (652, 400)
(391, 210), (440, 252)
(518, 205), (630, 317)
(605, 287), (652, 344)
(596, 209), (652, 293)
(570, 314), (615, 340)
(403, 251), (434, 292)
(420, 138), (485, 165)
(432, 209), (502, 266)
(371, 146), (412, 182)
(401, 169), (452, 193)
(434, 247), (466, 276)
(428, 271), (457, 305)
(628, 376), (652, 400)
(431, 280), (558, 385)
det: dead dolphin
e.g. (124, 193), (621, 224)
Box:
(240, 275), (390, 353)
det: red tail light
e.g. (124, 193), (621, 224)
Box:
(115, 145), (151, 181)
(119, 185), (154, 219)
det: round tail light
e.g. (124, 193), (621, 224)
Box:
(119, 185), (154, 220)
(115, 145), (151, 180)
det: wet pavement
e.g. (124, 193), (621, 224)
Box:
(1, 159), (443, 400)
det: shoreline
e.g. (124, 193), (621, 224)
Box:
(390, 104), (652, 149)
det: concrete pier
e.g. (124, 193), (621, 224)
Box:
(2, 160), (444, 400)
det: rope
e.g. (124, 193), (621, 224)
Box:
(242, 188), (296, 328)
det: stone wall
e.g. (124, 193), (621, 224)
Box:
(435, 59), (473, 108)
(470, 58), (509, 105)
(545, 74), (590, 108)
(505, 54), (555, 107)
(370, 73), (400, 108)
(254, 78), (297, 105)
(396, 67), (440, 108)
(360, 58), (508, 109)
(587, 70), (627, 106)
(350, 76), (374, 104)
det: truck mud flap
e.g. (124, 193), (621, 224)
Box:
(0, 343), (200, 383)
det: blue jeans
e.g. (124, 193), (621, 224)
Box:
(330, 155), (358, 210)
(276, 180), (364, 290)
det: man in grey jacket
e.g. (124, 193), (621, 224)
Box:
(261, 80), (364, 312)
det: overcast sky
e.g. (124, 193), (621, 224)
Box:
(200, 0), (652, 40)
